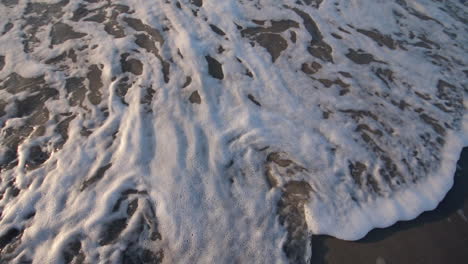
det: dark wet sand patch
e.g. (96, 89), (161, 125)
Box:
(85, 12), (105, 23)
(290, 31), (297, 43)
(190, 0), (203, 8)
(22, 0), (69, 52)
(63, 240), (85, 264)
(189, 90), (201, 104)
(290, 8), (321, 42)
(209, 24), (225, 36)
(1, 0), (19, 8)
(330, 33), (342, 39)
(417, 35), (440, 50)
(102, 5), (132, 38)
(256, 33), (288, 62)
(71, 4), (90, 22)
(236, 58), (254, 78)
(65, 77), (86, 106)
(2, 22), (13, 35)
(1, 73), (45, 94)
(317, 78), (348, 89)
(50, 22), (87, 46)
(121, 53), (143, 76)
(345, 49), (379, 65)
(104, 21), (126, 38)
(0, 228), (20, 249)
(245, 68), (253, 78)
(338, 71), (352, 78)
(247, 94), (261, 106)
(301, 0), (323, 8)
(115, 76), (131, 105)
(0, 225), (24, 262)
(307, 42), (333, 63)
(356, 28), (396, 50)
(301, 62), (322, 75)
(141, 86), (155, 109)
(241, 20), (299, 36)
(135, 33), (159, 56)
(292, 8), (333, 63)
(205, 55), (224, 80)
(338, 27), (351, 34)
(24, 145), (49, 170)
(355, 124), (383, 138)
(374, 68), (394, 88)
(45, 49), (77, 65)
(0, 100), (6, 117)
(267, 152), (293, 167)
(0, 55), (4, 71)
(419, 113), (446, 136)
(182, 76), (192, 88)
(15, 88), (58, 117)
(99, 218), (127, 246)
(86, 64), (103, 105)
(131, 25), (170, 83)
(124, 17), (164, 46)
(240, 19), (299, 62)
(289, 7), (334, 63)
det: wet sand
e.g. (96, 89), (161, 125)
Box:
(312, 147), (468, 264)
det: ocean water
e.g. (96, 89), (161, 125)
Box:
(0, 0), (466, 263)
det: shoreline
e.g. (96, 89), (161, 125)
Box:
(312, 147), (468, 264)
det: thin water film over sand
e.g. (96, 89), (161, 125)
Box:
(0, 0), (467, 263)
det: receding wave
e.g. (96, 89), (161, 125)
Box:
(0, 0), (466, 263)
